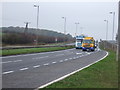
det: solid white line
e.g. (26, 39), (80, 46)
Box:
(33, 65), (40, 68)
(3, 71), (14, 74)
(37, 51), (108, 89)
(20, 68), (28, 71)
(44, 63), (49, 66)
(52, 62), (56, 64)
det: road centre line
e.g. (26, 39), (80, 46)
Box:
(3, 71), (14, 75)
(2, 60), (22, 64)
(20, 68), (28, 71)
(33, 65), (40, 68)
(43, 63), (49, 66)
(52, 62), (56, 64)
(32, 56), (48, 59)
(55, 54), (64, 56)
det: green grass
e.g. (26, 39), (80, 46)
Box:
(44, 50), (118, 88)
(1, 46), (74, 56)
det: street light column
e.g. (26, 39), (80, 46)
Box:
(110, 11), (115, 40)
(34, 5), (40, 45)
(104, 20), (108, 40)
(75, 22), (79, 36)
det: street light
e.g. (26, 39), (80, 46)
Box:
(104, 20), (108, 40)
(109, 11), (115, 40)
(62, 17), (66, 34)
(75, 22), (79, 36)
(34, 4), (40, 45)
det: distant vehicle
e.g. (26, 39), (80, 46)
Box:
(75, 35), (86, 49)
(82, 37), (95, 51)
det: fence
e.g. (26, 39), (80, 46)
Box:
(99, 40), (117, 52)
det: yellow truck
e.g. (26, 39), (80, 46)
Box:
(82, 37), (95, 51)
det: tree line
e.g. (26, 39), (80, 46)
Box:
(1, 26), (74, 45)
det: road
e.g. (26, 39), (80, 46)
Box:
(2, 48), (107, 89)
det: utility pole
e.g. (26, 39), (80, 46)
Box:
(24, 22), (30, 33)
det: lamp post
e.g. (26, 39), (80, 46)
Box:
(109, 11), (115, 40)
(104, 20), (108, 40)
(34, 4), (40, 45)
(75, 22), (79, 36)
(62, 17), (66, 34)
(62, 17), (66, 43)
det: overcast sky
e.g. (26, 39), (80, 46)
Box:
(1, 1), (119, 40)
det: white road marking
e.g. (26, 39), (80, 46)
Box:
(69, 58), (72, 60)
(20, 68), (28, 71)
(44, 63), (49, 66)
(55, 54), (64, 56)
(1, 48), (74, 58)
(32, 56), (48, 59)
(3, 71), (14, 75)
(64, 59), (68, 61)
(2, 61), (12, 64)
(13, 60), (22, 62)
(52, 62), (56, 64)
(59, 60), (63, 62)
(76, 53), (82, 55)
(33, 65), (40, 68)
(2, 60), (22, 64)
(37, 51), (108, 89)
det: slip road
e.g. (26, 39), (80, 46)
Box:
(2, 48), (107, 89)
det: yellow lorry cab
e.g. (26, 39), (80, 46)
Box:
(82, 37), (95, 51)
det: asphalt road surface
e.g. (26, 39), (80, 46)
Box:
(2, 48), (107, 89)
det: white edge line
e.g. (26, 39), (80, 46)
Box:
(37, 51), (109, 89)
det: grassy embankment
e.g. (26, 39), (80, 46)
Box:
(1, 46), (74, 56)
(43, 50), (118, 88)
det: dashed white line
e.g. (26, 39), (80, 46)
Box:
(13, 60), (22, 62)
(32, 56), (49, 59)
(2, 61), (12, 64)
(55, 54), (64, 56)
(76, 53), (82, 55)
(33, 65), (40, 68)
(64, 59), (68, 61)
(3, 71), (14, 75)
(59, 60), (63, 62)
(44, 63), (49, 66)
(20, 68), (28, 71)
(52, 62), (56, 64)
(69, 58), (72, 60)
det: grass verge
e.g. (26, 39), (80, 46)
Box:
(44, 50), (118, 88)
(1, 46), (74, 56)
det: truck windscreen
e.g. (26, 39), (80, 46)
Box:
(83, 40), (93, 44)
(76, 39), (83, 43)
